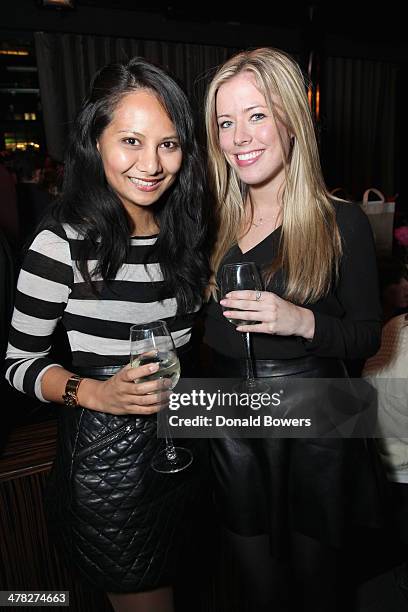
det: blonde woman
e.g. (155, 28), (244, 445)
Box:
(204, 48), (387, 611)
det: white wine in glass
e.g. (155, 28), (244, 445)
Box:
(130, 320), (193, 473)
(131, 348), (181, 387)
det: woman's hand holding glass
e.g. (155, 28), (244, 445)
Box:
(220, 290), (315, 339)
(80, 362), (172, 416)
(220, 262), (269, 392)
(129, 320), (192, 473)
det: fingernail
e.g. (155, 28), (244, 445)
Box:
(148, 363), (159, 372)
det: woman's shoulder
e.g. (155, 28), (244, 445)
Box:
(332, 199), (368, 225)
(34, 221), (87, 242)
(331, 199), (373, 241)
(28, 222), (73, 263)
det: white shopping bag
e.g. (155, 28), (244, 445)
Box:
(360, 188), (395, 255)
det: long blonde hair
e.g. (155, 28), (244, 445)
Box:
(205, 47), (342, 304)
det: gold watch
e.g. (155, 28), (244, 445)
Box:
(62, 375), (83, 408)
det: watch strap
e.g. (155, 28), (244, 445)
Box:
(62, 374), (83, 408)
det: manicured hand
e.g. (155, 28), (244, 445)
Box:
(79, 362), (172, 415)
(220, 290), (315, 339)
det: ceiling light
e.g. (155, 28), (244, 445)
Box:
(39, 0), (75, 9)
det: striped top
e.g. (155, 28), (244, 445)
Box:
(5, 223), (198, 401)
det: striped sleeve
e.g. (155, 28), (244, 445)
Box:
(5, 227), (73, 401)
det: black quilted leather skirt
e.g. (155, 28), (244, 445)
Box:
(208, 351), (388, 557)
(45, 362), (208, 593)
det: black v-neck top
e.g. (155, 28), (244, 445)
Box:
(204, 202), (382, 360)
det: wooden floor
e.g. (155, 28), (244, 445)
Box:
(0, 416), (407, 611)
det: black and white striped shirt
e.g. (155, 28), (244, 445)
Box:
(5, 223), (198, 401)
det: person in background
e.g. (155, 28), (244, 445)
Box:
(203, 47), (387, 612)
(13, 149), (54, 247)
(377, 255), (408, 322)
(341, 254), (408, 377)
(5, 57), (209, 612)
(363, 257), (408, 601)
(0, 155), (19, 251)
(42, 155), (64, 197)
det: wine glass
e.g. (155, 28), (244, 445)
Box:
(220, 262), (268, 393)
(130, 320), (193, 473)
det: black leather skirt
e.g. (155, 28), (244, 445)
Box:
(208, 350), (388, 556)
(45, 350), (208, 593)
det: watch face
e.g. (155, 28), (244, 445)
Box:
(63, 376), (82, 407)
(63, 393), (74, 407)
(63, 385), (80, 407)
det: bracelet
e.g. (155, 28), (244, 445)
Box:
(62, 374), (83, 408)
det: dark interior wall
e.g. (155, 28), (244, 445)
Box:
(2, 1), (408, 207)
(1, 2), (302, 52)
(2, 1), (408, 61)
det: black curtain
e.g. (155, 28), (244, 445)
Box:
(321, 56), (398, 199)
(34, 32), (237, 162)
(35, 33), (399, 199)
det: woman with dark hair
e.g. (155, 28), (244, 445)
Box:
(5, 57), (209, 611)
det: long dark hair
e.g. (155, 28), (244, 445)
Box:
(46, 57), (209, 313)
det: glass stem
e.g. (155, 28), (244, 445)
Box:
(165, 441), (177, 462)
(242, 332), (255, 381)
(163, 417), (177, 461)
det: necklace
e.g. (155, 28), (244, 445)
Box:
(251, 211), (282, 229)
(247, 192), (281, 230)
(251, 216), (274, 227)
